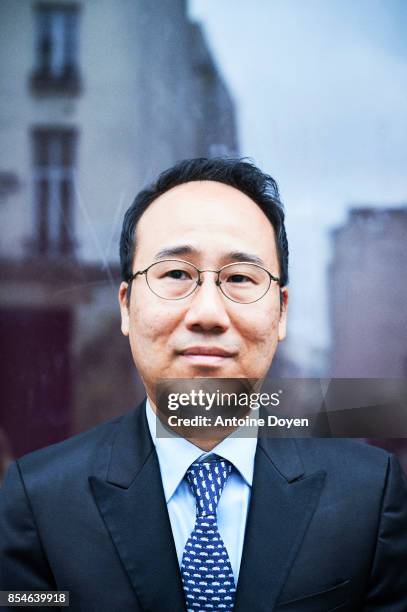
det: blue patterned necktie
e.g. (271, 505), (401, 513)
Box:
(181, 457), (236, 611)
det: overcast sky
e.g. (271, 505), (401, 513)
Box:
(189, 0), (407, 371)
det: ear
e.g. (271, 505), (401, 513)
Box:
(118, 282), (130, 336)
(278, 287), (289, 342)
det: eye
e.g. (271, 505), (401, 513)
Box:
(164, 269), (192, 280)
(226, 274), (254, 284)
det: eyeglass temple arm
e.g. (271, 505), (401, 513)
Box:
(128, 270), (147, 282)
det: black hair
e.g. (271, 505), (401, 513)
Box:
(120, 157), (289, 292)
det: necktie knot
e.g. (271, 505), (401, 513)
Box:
(186, 457), (232, 517)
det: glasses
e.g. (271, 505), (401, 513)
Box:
(128, 259), (280, 304)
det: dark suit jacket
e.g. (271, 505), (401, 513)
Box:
(1, 401), (407, 611)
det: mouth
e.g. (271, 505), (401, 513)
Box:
(177, 346), (236, 366)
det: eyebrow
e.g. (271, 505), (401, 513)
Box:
(152, 245), (265, 266)
(227, 250), (265, 266)
(153, 245), (198, 261)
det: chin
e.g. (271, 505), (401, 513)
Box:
(184, 365), (243, 379)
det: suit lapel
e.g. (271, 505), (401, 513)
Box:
(234, 437), (326, 612)
(89, 402), (187, 612)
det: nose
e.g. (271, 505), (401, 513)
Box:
(183, 271), (231, 333)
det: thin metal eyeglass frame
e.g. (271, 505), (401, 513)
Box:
(127, 259), (280, 304)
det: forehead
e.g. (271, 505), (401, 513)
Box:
(134, 180), (277, 266)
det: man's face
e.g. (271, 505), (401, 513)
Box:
(119, 180), (288, 399)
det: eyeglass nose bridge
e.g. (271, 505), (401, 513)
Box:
(196, 268), (223, 288)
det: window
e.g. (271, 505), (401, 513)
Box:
(32, 129), (77, 256)
(31, 4), (80, 93)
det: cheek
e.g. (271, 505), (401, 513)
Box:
(235, 304), (281, 370)
(129, 301), (180, 348)
(238, 303), (280, 343)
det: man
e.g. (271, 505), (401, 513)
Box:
(1, 158), (406, 611)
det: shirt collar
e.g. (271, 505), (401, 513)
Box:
(145, 398), (257, 503)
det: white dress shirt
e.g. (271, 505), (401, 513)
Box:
(145, 398), (258, 583)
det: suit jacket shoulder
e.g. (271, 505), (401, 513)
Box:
(16, 412), (124, 491)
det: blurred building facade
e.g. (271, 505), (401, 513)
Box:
(329, 207), (407, 377)
(0, 0), (238, 458)
(329, 207), (407, 472)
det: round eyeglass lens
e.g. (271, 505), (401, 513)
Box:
(219, 263), (271, 303)
(146, 260), (198, 299)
